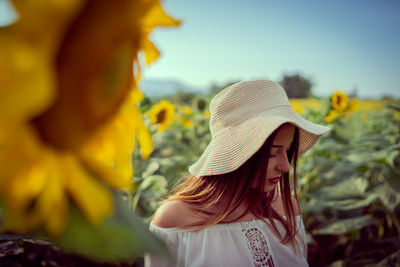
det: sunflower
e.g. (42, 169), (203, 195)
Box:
(196, 98), (207, 112)
(147, 100), (175, 132)
(325, 110), (341, 123)
(289, 101), (305, 114)
(179, 105), (193, 116)
(182, 117), (194, 129)
(347, 98), (360, 112)
(203, 110), (211, 119)
(331, 90), (348, 112)
(0, 0), (180, 235)
(176, 105), (193, 129)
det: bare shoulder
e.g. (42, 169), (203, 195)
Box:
(152, 200), (200, 228)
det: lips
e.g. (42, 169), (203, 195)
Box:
(268, 177), (281, 184)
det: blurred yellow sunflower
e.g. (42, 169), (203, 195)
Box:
(147, 100), (175, 132)
(203, 110), (211, 119)
(359, 100), (383, 111)
(0, 0), (180, 235)
(347, 98), (361, 112)
(325, 110), (341, 123)
(179, 105), (193, 116)
(331, 90), (348, 112)
(182, 117), (194, 129)
(289, 101), (305, 114)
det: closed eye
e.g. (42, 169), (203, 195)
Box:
(269, 150), (290, 158)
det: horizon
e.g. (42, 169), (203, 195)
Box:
(139, 77), (396, 99)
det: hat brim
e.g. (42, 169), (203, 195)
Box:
(188, 106), (330, 178)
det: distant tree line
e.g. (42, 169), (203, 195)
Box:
(149, 73), (314, 105)
(279, 74), (312, 98)
(210, 74), (313, 98)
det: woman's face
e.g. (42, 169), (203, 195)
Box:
(264, 124), (295, 192)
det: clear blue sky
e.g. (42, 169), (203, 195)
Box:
(1, 0), (399, 98)
(144, 0), (400, 98)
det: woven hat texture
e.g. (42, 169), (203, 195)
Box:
(188, 80), (330, 178)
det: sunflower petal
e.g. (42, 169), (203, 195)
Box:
(78, 92), (144, 190)
(136, 112), (154, 159)
(139, 2), (182, 66)
(0, 124), (44, 210)
(0, 128), (68, 234)
(63, 154), (113, 226)
(141, 2), (182, 30)
(36, 153), (69, 236)
(132, 84), (144, 103)
(142, 38), (161, 65)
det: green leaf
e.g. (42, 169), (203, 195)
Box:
(316, 177), (369, 200)
(303, 197), (332, 213)
(56, 193), (170, 262)
(375, 183), (400, 212)
(372, 149), (399, 165)
(385, 168), (400, 192)
(313, 215), (374, 235)
(304, 191), (379, 213)
(329, 192), (379, 211)
(139, 97), (152, 113)
(346, 153), (373, 165)
(142, 161), (160, 178)
(139, 175), (167, 192)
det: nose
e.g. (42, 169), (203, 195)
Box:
(276, 151), (291, 173)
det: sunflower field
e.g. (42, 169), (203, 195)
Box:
(132, 90), (400, 266)
(1, 1), (399, 266)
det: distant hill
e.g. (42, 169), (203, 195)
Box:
(139, 78), (207, 97)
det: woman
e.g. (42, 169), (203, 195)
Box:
(145, 80), (330, 267)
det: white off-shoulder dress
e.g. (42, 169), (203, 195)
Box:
(145, 216), (308, 267)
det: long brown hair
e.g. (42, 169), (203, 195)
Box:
(166, 123), (301, 247)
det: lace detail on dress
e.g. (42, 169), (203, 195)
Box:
(241, 221), (276, 267)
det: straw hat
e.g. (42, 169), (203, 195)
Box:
(188, 80), (330, 178)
